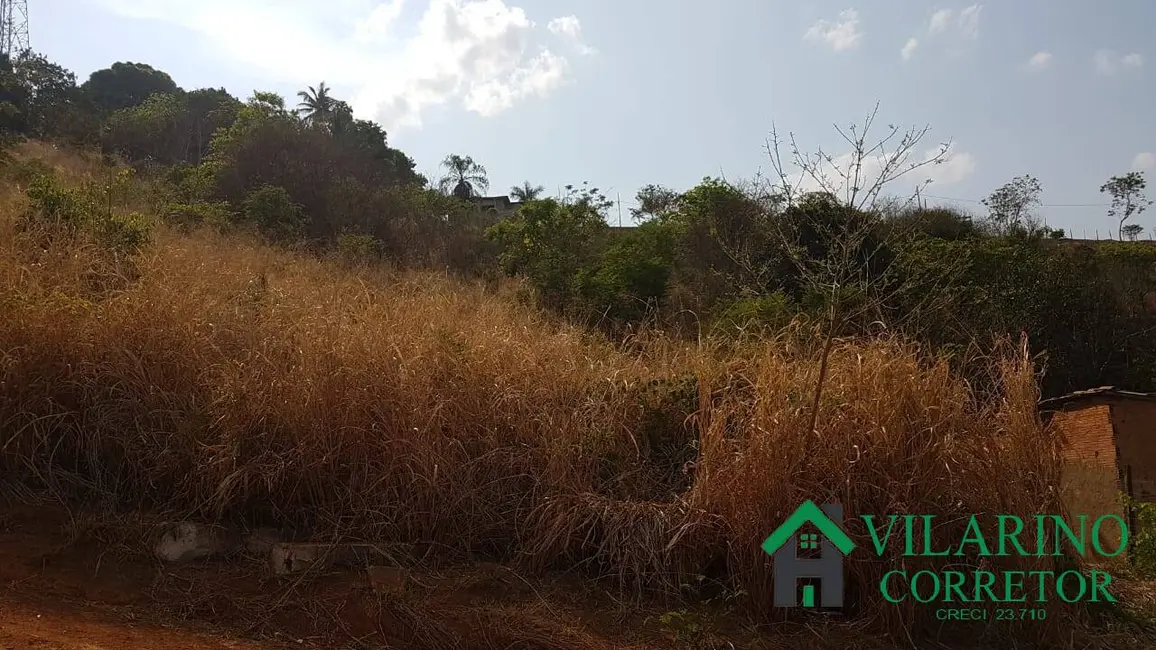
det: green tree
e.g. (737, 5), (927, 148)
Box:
(296, 82), (335, 129)
(1122, 223), (1145, 241)
(1100, 172), (1152, 240)
(82, 62), (179, 113)
(241, 184), (305, 241)
(438, 154), (488, 199)
(509, 181), (544, 201)
(486, 197), (608, 310)
(982, 175), (1043, 236)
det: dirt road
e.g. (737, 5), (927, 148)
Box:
(0, 596), (275, 650)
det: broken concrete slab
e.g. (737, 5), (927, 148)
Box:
(155, 522), (240, 563)
(269, 543), (401, 576)
(367, 566), (408, 596)
(270, 543), (329, 575)
(242, 528), (283, 556)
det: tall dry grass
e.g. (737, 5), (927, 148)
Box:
(0, 162), (1076, 642)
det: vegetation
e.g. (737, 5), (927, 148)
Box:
(1, 46), (1156, 647)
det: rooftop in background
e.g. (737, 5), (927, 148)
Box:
(1039, 386), (1156, 410)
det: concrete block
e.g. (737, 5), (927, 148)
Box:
(367, 566), (408, 595)
(270, 543), (332, 576)
(155, 522), (240, 563)
(243, 528), (283, 556)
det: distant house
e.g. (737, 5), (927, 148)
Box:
(1041, 386), (1156, 552)
(469, 195), (519, 218)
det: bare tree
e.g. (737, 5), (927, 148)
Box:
(762, 103), (960, 435)
(766, 102), (950, 213)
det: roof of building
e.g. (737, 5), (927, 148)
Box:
(1038, 386), (1156, 409)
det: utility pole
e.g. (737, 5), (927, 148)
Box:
(617, 191), (622, 227)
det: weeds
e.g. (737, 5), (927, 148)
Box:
(0, 149), (1083, 645)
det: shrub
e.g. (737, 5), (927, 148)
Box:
(336, 232), (383, 265)
(710, 293), (796, 336)
(241, 184), (305, 241)
(164, 200), (235, 231)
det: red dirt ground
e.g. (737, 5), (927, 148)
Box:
(3, 503), (1155, 650)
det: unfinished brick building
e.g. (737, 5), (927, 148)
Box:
(1040, 387), (1156, 544)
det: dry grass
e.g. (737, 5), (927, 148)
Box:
(0, 149), (1111, 646)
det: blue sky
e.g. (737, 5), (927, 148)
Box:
(31, 0), (1156, 235)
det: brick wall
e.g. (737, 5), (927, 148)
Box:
(1053, 404), (1118, 467)
(1051, 403), (1124, 555)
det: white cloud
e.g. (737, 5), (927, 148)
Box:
(804, 9), (862, 53)
(1027, 51), (1052, 70)
(957, 5), (982, 40)
(91, 0), (595, 132)
(1134, 153), (1156, 172)
(547, 15), (595, 55)
(923, 5), (981, 56)
(929, 149), (976, 185)
(1122, 53), (1145, 68)
(901, 37), (919, 61)
(1095, 49), (1144, 75)
(928, 9), (953, 35)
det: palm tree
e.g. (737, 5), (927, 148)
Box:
(437, 154), (489, 199)
(296, 82), (335, 128)
(509, 181), (545, 202)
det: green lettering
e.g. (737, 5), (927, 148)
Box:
(974, 570), (999, 603)
(1091, 515), (1129, 558)
(1028, 571), (1053, 602)
(861, 514), (901, 556)
(956, 515), (991, 557)
(943, 570), (968, 602)
(997, 515), (1029, 557)
(921, 515), (950, 557)
(1090, 570), (1115, 603)
(911, 570), (941, 603)
(881, 570), (907, 603)
(1057, 570), (1087, 603)
(1002, 571), (1027, 602)
(904, 515), (918, 556)
(1053, 515), (1087, 557)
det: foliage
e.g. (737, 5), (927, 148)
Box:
(711, 293), (796, 336)
(103, 89), (241, 165)
(82, 61), (179, 113)
(576, 220), (676, 324)
(1101, 172), (1152, 240)
(21, 169), (151, 254)
(438, 154), (488, 199)
(983, 175), (1044, 236)
(241, 184), (305, 241)
(163, 200), (235, 231)
(1123, 494), (1156, 578)
(487, 197), (608, 311)
(295, 81), (335, 129)
(336, 232), (383, 265)
(509, 181), (544, 201)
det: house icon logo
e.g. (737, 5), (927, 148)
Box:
(761, 500), (856, 608)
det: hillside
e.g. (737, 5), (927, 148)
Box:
(2, 142), (1156, 649)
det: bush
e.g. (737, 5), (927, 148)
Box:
(710, 293), (796, 336)
(164, 200), (235, 231)
(94, 210), (152, 254)
(336, 232), (383, 265)
(23, 173), (96, 228)
(241, 184), (305, 241)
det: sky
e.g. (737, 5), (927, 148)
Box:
(29, 0), (1156, 236)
